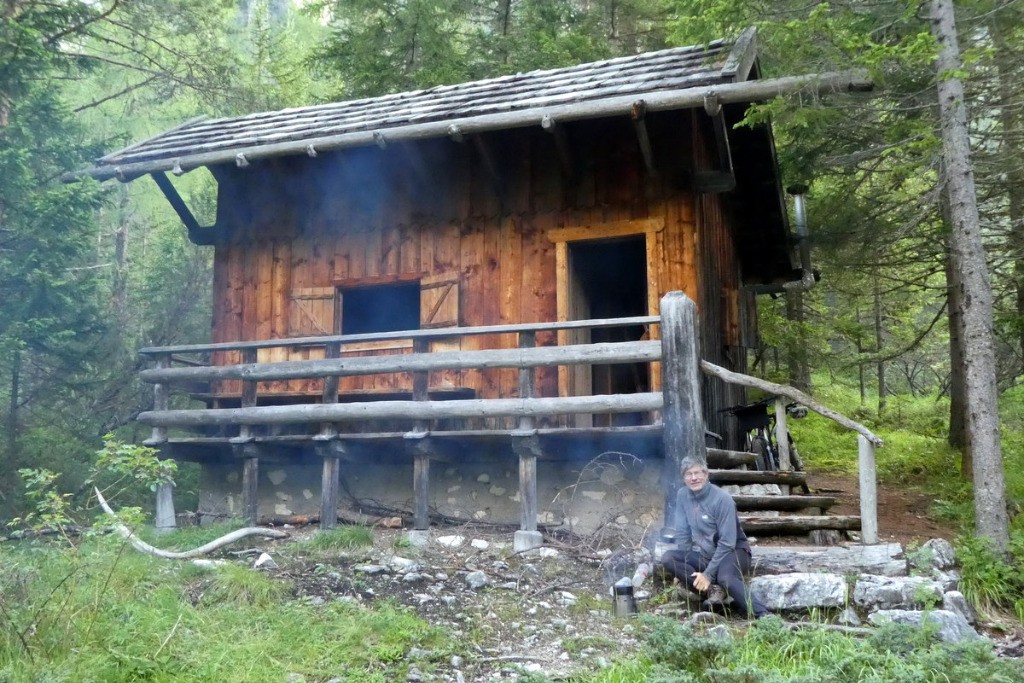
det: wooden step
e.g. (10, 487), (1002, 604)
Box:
(709, 468), (808, 490)
(706, 448), (756, 469)
(732, 494), (836, 512)
(741, 514), (860, 535)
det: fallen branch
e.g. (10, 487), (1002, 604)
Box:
(94, 487), (289, 559)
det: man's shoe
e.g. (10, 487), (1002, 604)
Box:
(706, 584), (726, 605)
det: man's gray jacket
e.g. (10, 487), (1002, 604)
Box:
(673, 481), (751, 582)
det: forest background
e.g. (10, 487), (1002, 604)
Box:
(2, 0), (1024, 551)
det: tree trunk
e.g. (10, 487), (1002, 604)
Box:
(944, 234), (967, 453)
(930, 0), (1008, 551)
(786, 290), (811, 392)
(5, 348), (19, 465)
(873, 274), (886, 415)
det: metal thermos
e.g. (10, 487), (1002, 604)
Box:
(613, 577), (637, 617)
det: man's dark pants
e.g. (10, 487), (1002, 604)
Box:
(661, 548), (767, 618)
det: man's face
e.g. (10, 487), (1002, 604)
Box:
(683, 466), (709, 493)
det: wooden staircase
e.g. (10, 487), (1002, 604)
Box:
(707, 449), (861, 541)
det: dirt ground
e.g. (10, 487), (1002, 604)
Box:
(804, 469), (959, 545)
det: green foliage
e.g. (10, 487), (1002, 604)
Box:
(198, 562), (290, 607)
(956, 531), (1024, 621)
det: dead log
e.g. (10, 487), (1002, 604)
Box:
(94, 487), (288, 559)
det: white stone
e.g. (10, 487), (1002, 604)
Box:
(510, 492), (520, 502)
(476, 474), (490, 484)
(853, 575), (944, 610)
(942, 590), (976, 624)
(301, 489), (313, 500)
(275, 491), (291, 501)
(437, 535), (465, 548)
(750, 572), (847, 610)
(752, 543), (907, 577)
(581, 490), (606, 501)
(448, 484), (461, 493)
(274, 503), (292, 516)
(538, 511), (556, 524)
(514, 530), (543, 553)
(387, 556), (421, 572)
(465, 571), (489, 589)
(267, 469), (287, 486)
(473, 510), (487, 520)
(471, 539), (490, 550)
(868, 609), (978, 644)
(253, 552), (278, 570)
(489, 485), (506, 496)
(538, 547), (559, 559)
(615, 516), (630, 525)
(921, 538), (957, 570)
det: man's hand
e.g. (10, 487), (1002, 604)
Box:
(691, 571), (710, 592)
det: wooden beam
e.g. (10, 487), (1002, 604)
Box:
(630, 100), (657, 177)
(139, 392), (665, 428)
(540, 115), (573, 179)
(139, 340), (663, 384)
(149, 172), (216, 244)
(740, 515), (861, 535)
(659, 292), (706, 524)
(150, 353), (170, 444)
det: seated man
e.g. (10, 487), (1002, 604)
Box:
(661, 456), (768, 619)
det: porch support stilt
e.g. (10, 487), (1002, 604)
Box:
(320, 455), (341, 530)
(513, 432), (543, 551)
(406, 432), (432, 530)
(241, 455), (259, 525)
(154, 482), (176, 534)
(659, 292), (706, 526)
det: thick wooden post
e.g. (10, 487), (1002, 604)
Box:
(513, 433), (543, 551)
(150, 353), (170, 444)
(319, 342), (341, 438)
(660, 292), (706, 525)
(858, 435), (879, 544)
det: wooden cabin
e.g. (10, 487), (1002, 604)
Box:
(80, 29), (870, 535)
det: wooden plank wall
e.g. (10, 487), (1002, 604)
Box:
(209, 113), (740, 411)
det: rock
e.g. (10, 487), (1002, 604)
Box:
(450, 655), (463, 668)
(942, 590), (976, 624)
(285, 674), (305, 683)
(556, 591), (577, 607)
(354, 564), (389, 575)
(476, 474), (490, 483)
(537, 547), (559, 559)
(403, 572), (428, 583)
(387, 556), (421, 573)
(470, 539), (489, 550)
(751, 543), (906, 577)
(921, 538), (957, 570)
(853, 575), (943, 610)
(933, 569), (962, 592)
(437, 535), (465, 548)
(837, 607), (862, 627)
(750, 572), (847, 610)
(466, 571), (489, 589)
(404, 530), (431, 548)
(406, 666), (423, 681)
(253, 552), (278, 570)
(408, 648), (431, 659)
(690, 611), (726, 626)
(706, 624), (732, 640)
(868, 609), (978, 644)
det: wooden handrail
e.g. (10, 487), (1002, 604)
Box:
(138, 315), (659, 356)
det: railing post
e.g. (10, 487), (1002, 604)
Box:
(150, 353), (170, 444)
(774, 397), (791, 495)
(858, 434), (879, 544)
(659, 292), (706, 525)
(517, 331), (537, 432)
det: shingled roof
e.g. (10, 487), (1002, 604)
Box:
(85, 28), (763, 182)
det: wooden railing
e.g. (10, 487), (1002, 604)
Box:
(138, 292), (883, 543)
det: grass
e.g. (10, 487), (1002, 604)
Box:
(295, 525), (374, 552)
(0, 535), (446, 683)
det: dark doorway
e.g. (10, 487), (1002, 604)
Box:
(567, 235), (650, 426)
